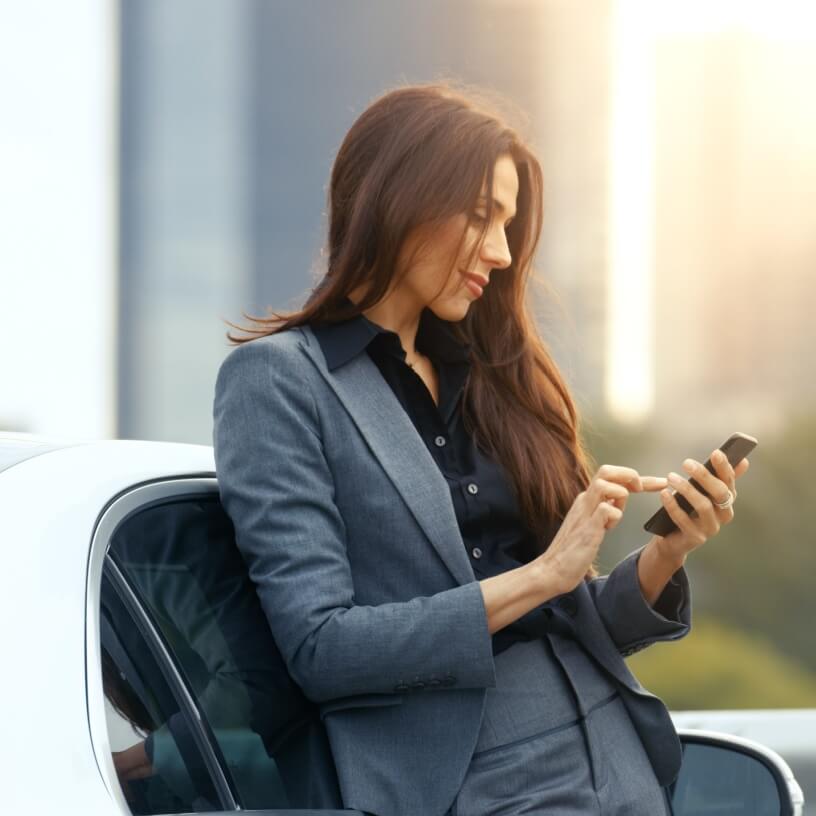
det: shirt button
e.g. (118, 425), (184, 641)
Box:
(434, 436), (446, 447)
(467, 483), (479, 495)
(471, 547), (483, 559)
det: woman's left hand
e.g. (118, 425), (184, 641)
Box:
(654, 449), (751, 562)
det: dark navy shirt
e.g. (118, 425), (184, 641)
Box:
(310, 300), (568, 654)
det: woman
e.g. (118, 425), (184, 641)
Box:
(213, 82), (749, 816)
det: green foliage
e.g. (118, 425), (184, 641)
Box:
(582, 408), (816, 677)
(626, 614), (816, 709)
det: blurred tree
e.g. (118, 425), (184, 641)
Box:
(627, 614), (816, 709)
(583, 409), (816, 678)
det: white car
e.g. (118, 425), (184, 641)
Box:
(0, 433), (805, 815)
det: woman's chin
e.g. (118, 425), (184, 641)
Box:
(431, 296), (473, 322)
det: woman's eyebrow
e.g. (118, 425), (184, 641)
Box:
(477, 196), (516, 219)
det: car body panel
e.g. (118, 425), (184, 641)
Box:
(0, 438), (215, 813)
(0, 430), (89, 473)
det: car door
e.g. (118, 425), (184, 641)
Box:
(87, 476), (361, 815)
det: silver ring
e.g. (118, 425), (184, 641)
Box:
(714, 489), (735, 510)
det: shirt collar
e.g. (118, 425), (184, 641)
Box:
(312, 297), (472, 372)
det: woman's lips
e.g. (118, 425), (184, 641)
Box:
(461, 271), (486, 298)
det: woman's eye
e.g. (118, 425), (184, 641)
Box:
(471, 211), (514, 229)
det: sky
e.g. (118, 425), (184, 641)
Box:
(0, 0), (116, 439)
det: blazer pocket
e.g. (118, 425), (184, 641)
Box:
(319, 692), (405, 721)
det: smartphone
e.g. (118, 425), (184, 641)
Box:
(643, 431), (758, 537)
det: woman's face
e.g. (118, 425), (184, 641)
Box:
(396, 153), (519, 322)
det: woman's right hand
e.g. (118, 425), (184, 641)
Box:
(538, 465), (668, 595)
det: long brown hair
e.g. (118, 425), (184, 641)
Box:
(225, 81), (598, 574)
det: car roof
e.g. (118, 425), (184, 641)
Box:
(0, 431), (90, 473)
(0, 435), (217, 555)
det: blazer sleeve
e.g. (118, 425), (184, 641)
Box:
(212, 338), (496, 703)
(588, 547), (692, 657)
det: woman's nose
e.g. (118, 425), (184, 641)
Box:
(481, 228), (512, 270)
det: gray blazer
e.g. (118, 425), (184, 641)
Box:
(212, 324), (691, 816)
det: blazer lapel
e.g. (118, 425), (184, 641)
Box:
(295, 326), (476, 586)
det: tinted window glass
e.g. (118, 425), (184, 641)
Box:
(671, 741), (781, 815)
(101, 571), (221, 813)
(107, 495), (341, 810)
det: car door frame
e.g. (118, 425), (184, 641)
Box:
(85, 475), (366, 816)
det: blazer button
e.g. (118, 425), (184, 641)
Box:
(434, 435), (446, 447)
(394, 683), (410, 693)
(556, 594), (578, 617)
(442, 674), (457, 687)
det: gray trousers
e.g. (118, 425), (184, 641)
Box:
(444, 636), (670, 816)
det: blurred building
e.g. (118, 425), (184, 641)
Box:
(125, 3), (816, 448)
(5, 2), (813, 449)
(117, 0), (613, 443)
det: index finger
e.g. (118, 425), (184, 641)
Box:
(595, 465), (664, 492)
(640, 475), (670, 492)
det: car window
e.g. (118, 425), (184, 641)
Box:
(101, 570), (222, 813)
(105, 495), (341, 810)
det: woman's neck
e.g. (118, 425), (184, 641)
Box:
(347, 286), (423, 360)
